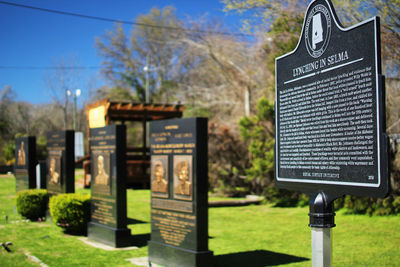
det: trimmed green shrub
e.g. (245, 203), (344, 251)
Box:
(334, 197), (345, 211)
(49, 193), (91, 235)
(263, 186), (308, 207)
(16, 189), (48, 221)
(342, 195), (400, 216)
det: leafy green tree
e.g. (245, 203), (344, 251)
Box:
(92, 85), (137, 102)
(237, 13), (302, 195)
(0, 86), (14, 165)
(239, 97), (275, 194)
(0, 86), (13, 138)
(1, 142), (14, 165)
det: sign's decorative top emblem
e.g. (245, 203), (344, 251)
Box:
(305, 4), (332, 58)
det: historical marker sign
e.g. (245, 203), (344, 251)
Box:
(87, 125), (131, 248)
(46, 131), (75, 194)
(275, 0), (389, 198)
(148, 118), (213, 267)
(14, 136), (36, 192)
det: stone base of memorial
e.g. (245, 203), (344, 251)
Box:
(87, 222), (131, 248)
(148, 241), (213, 267)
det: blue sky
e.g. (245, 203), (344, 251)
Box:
(0, 0), (243, 106)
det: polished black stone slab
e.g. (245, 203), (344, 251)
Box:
(46, 130), (75, 194)
(87, 124), (131, 248)
(14, 136), (36, 192)
(148, 117), (213, 266)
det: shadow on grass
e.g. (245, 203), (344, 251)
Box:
(127, 218), (148, 225)
(214, 250), (309, 267)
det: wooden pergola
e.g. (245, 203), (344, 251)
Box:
(83, 98), (184, 187)
(85, 98), (185, 124)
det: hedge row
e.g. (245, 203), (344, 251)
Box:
(16, 188), (400, 235)
(334, 195), (400, 216)
(16, 189), (48, 220)
(263, 186), (400, 215)
(16, 190), (91, 234)
(49, 193), (91, 234)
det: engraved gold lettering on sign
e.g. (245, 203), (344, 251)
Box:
(92, 196), (116, 203)
(152, 209), (195, 246)
(92, 199), (116, 225)
(184, 144), (195, 148)
(49, 150), (63, 156)
(151, 143), (196, 149)
(104, 135), (115, 140)
(15, 169), (28, 176)
(89, 136), (104, 141)
(91, 145), (115, 150)
(152, 132), (171, 137)
(174, 133), (193, 138)
(165, 125), (179, 130)
(15, 169), (29, 191)
(152, 198), (193, 213)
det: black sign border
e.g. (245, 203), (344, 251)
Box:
(274, 0), (389, 198)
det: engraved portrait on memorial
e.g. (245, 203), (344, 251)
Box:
(17, 141), (26, 166)
(151, 156), (169, 198)
(173, 155), (192, 201)
(95, 155), (110, 185)
(92, 152), (111, 195)
(48, 157), (60, 184)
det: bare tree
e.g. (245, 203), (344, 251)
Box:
(174, 22), (271, 132)
(44, 56), (81, 130)
(96, 6), (185, 103)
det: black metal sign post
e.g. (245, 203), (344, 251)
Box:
(275, 0), (389, 266)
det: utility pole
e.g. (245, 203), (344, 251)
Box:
(144, 55), (150, 103)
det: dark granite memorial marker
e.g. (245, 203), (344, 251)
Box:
(46, 131), (75, 194)
(148, 117), (213, 267)
(275, 0), (389, 198)
(87, 125), (131, 248)
(275, 0), (389, 265)
(14, 136), (36, 192)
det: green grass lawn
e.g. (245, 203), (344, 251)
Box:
(1, 174), (400, 266)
